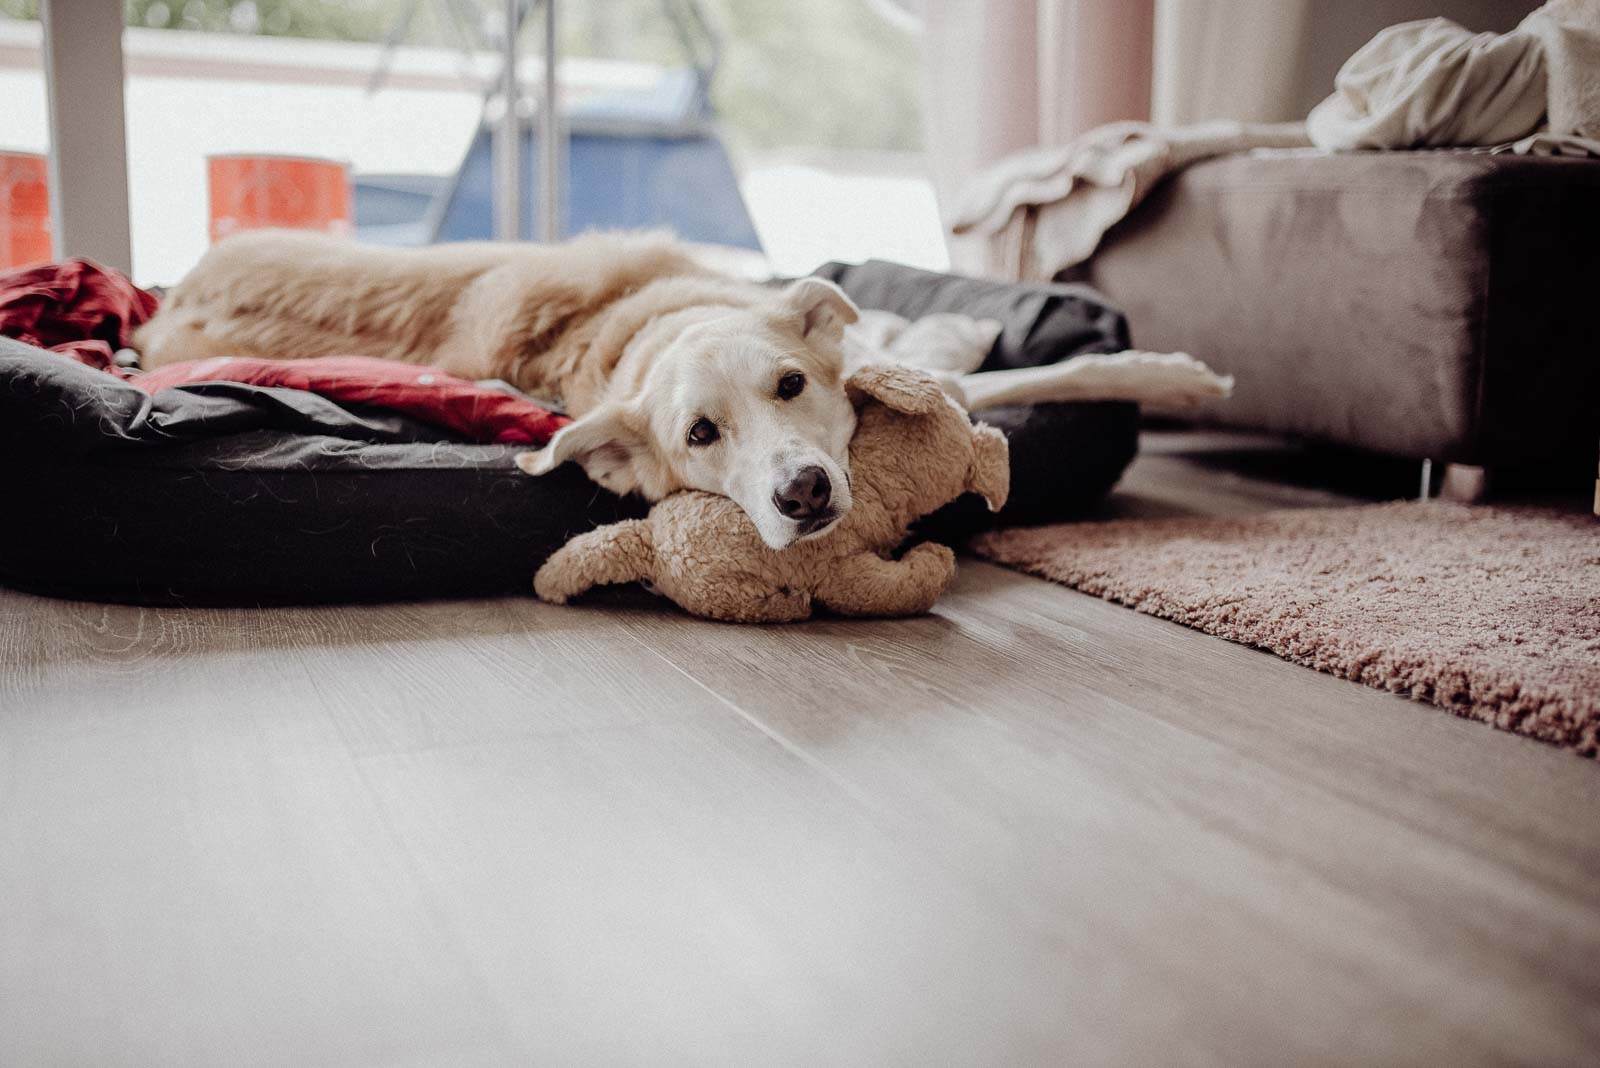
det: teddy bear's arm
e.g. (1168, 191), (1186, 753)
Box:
(533, 519), (658, 605)
(814, 542), (957, 618)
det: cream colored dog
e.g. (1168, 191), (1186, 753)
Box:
(136, 228), (1231, 549)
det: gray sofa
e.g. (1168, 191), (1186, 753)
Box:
(1071, 151), (1600, 468)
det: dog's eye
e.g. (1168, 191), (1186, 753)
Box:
(777, 371), (806, 400)
(686, 418), (719, 446)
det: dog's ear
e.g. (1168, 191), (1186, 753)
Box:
(779, 277), (859, 341)
(845, 364), (951, 415)
(514, 405), (670, 498)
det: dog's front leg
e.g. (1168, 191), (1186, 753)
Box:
(956, 350), (1233, 409)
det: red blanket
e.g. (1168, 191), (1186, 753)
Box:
(138, 355), (569, 445)
(0, 258), (156, 377)
(0, 259), (568, 446)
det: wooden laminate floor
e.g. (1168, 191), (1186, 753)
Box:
(3, 435), (1598, 1067)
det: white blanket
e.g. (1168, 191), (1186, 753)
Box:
(1308, 0), (1600, 151)
(1530, 0), (1600, 143)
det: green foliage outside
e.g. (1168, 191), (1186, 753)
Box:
(0, 0), (924, 155)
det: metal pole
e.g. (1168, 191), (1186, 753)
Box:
(538, 0), (561, 242)
(493, 0), (521, 240)
(40, 0), (133, 273)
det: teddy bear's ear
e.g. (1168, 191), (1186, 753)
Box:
(845, 364), (951, 415)
(966, 423), (1011, 512)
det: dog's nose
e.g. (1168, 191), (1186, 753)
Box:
(772, 466), (832, 520)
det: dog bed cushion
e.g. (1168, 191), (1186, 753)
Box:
(813, 258), (1131, 371)
(0, 335), (646, 604)
(0, 261), (1136, 605)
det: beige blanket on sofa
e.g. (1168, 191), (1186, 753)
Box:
(947, 121), (1310, 282)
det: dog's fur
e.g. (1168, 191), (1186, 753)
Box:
(136, 229), (862, 549)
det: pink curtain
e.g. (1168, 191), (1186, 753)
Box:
(920, 0), (1155, 209)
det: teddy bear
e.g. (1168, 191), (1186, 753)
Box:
(528, 364), (1010, 622)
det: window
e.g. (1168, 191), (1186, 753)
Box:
(0, 0), (947, 283)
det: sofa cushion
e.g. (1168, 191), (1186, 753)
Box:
(1077, 151), (1600, 465)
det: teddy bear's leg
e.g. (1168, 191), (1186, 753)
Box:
(533, 519), (657, 604)
(814, 543), (957, 617)
(710, 585), (814, 624)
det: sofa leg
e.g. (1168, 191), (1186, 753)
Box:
(1418, 458), (1433, 501)
(1439, 464), (1490, 503)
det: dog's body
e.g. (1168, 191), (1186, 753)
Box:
(136, 229), (1230, 548)
(137, 229), (864, 549)
(139, 229), (743, 414)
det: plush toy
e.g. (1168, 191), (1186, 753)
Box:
(529, 365), (1010, 622)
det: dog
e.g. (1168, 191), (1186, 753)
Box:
(135, 229), (1230, 549)
(136, 229), (864, 550)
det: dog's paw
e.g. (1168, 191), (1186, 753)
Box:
(514, 450), (552, 476)
(1123, 351), (1235, 403)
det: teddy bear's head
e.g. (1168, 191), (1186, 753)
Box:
(844, 364), (1010, 529)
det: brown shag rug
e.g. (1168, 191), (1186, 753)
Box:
(971, 501), (1600, 756)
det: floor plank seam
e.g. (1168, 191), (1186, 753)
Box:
(621, 624), (894, 822)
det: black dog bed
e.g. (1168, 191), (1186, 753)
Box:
(0, 264), (1136, 605)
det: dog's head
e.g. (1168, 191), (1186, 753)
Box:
(517, 277), (860, 550)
